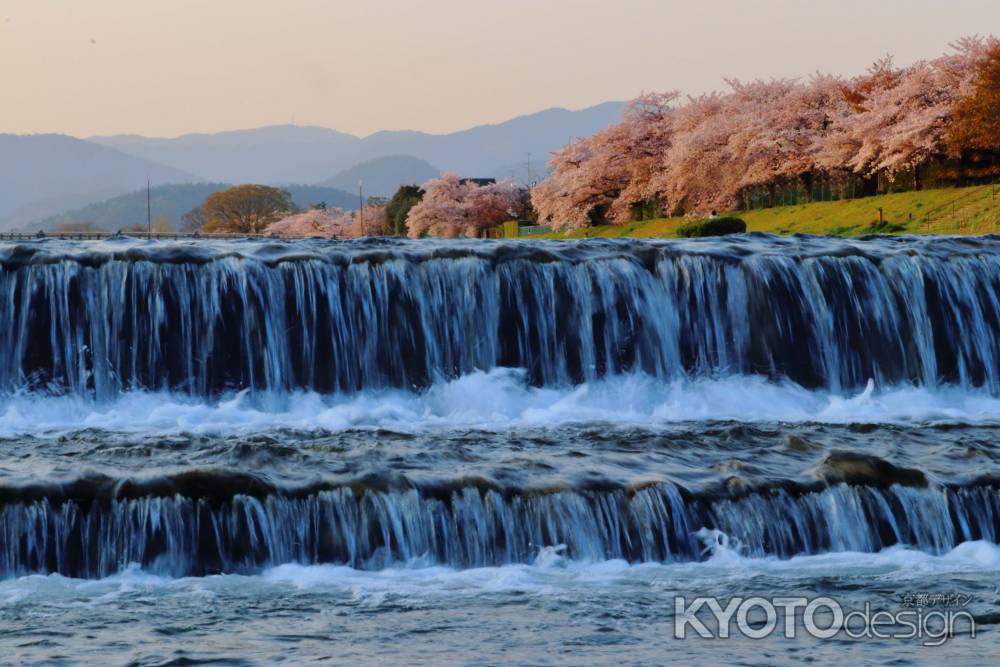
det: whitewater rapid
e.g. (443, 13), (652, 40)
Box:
(1, 237), (998, 664)
(4, 370), (1000, 437)
(4, 540), (999, 605)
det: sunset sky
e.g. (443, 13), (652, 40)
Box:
(2, 0), (998, 138)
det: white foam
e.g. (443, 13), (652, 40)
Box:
(2, 542), (997, 608)
(5, 370), (1000, 436)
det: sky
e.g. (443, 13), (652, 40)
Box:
(2, 0), (999, 138)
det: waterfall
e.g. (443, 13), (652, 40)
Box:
(3, 236), (1000, 581)
(1, 478), (996, 578)
(2, 236), (1000, 398)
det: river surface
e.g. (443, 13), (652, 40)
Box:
(1, 236), (999, 665)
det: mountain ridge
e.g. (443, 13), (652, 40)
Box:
(0, 133), (200, 230)
(90, 102), (626, 184)
(24, 183), (360, 233)
(2, 102), (626, 230)
(317, 155), (441, 197)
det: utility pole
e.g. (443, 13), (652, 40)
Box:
(146, 179), (152, 234)
(359, 180), (366, 236)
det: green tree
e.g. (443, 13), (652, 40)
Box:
(949, 43), (1000, 154)
(385, 185), (424, 236)
(201, 185), (294, 233)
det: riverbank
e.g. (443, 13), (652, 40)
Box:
(533, 184), (1000, 238)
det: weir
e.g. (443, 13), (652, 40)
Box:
(1, 479), (997, 578)
(2, 235), (1000, 398)
(3, 236), (1000, 580)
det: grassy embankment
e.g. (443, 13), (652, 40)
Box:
(534, 184), (1000, 239)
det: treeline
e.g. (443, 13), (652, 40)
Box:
(175, 184), (381, 237)
(45, 184), (358, 235)
(268, 177), (528, 239)
(60, 38), (1000, 240)
(73, 182), (418, 238)
(529, 37), (1000, 231)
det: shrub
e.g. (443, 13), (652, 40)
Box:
(677, 216), (747, 238)
(385, 185), (424, 236)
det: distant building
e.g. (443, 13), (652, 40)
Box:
(460, 178), (496, 187)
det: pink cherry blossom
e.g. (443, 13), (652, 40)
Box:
(407, 174), (526, 238)
(533, 37), (998, 229)
(266, 209), (355, 238)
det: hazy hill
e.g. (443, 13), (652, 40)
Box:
(0, 134), (198, 230)
(27, 183), (359, 232)
(318, 155), (440, 197)
(3, 103), (624, 229)
(283, 185), (359, 211)
(2, 188), (129, 231)
(90, 102), (626, 185)
(91, 125), (358, 184)
(352, 102), (626, 181)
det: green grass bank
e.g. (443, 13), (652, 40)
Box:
(532, 184), (1000, 239)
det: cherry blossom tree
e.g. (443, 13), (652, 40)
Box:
(407, 174), (525, 237)
(406, 174), (469, 237)
(266, 208), (355, 237)
(351, 204), (389, 237)
(532, 37), (999, 227)
(733, 76), (850, 188)
(530, 136), (618, 230)
(532, 93), (676, 230)
(268, 206), (392, 238)
(822, 55), (971, 179)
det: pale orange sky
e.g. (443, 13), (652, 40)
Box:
(2, 0), (997, 138)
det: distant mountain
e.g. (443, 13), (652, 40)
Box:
(91, 125), (358, 184)
(283, 185), (359, 211)
(2, 103), (624, 230)
(489, 160), (551, 187)
(352, 102), (626, 183)
(318, 155), (441, 197)
(90, 102), (626, 186)
(0, 134), (199, 230)
(2, 187), (128, 231)
(26, 183), (228, 232)
(26, 183), (359, 232)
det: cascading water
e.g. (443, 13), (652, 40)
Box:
(2, 477), (998, 578)
(3, 236), (1000, 663)
(2, 236), (1000, 578)
(3, 235), (1000, 398)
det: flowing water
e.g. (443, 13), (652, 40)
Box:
(1, 236), (999, 665)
